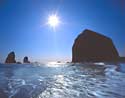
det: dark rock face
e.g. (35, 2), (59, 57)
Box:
(72, 29), (119, 62)
(23, 56), (30, 63)
(5, 51), (16, 63)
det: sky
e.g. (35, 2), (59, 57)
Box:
(0, 0), (125, 62)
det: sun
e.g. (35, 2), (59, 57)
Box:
(48, 14), (60, 28)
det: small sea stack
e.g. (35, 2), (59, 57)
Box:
(17, 62), (22, 64)
(72, 29), (119, 62)
(23, 56), (30, 63)
(5, 51), (16, 63)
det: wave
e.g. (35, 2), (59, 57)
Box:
(0, 63), (125, 98)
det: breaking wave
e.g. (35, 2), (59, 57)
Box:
(0, 62), (125, 98)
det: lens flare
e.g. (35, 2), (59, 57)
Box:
(48, 14), (60, 28)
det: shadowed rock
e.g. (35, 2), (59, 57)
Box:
(72, 29), (119, 62)
(23, 56), (30, 63)
(5, 51), (16, 63)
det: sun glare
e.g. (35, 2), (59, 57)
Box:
(48, 14), (60, 28)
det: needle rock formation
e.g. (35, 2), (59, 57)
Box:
(23, 56), (30, 63)
(5, 51), (16, 63)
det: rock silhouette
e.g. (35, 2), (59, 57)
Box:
(17, 62), (22, 64)
(23, 56), (30, 63)
(5, 51), (16, 63)
(72, 29), (119, 62)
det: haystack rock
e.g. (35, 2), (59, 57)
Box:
(72, 29), (119, 62)
(23, 56), (30, 63)
(5, 51), (16, 63)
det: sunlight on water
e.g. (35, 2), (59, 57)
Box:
(94, 62), (105, 65)
(46, 62), (65, 67)
(54, 75), (64, 84)
(0, 63), (125, 98)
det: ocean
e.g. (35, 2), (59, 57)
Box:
(0, 62), (125, 98)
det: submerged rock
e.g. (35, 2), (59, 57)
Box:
(0, 89), (8, 98)
(5, 51), (16, 63)
(11, 85), (33, 98)
(23, 56), (30, 63)
(72, 29), (119, 62)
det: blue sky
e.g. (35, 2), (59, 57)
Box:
(0, 0), (125, 62)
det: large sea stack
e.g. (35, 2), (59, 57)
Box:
(23, 56), (30, 63)
(72, 29), (119, 62)
(5, 51), (16, 63)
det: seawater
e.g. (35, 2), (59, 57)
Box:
(0, 63), (125, 98)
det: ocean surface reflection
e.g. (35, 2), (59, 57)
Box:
(0, 63), (125, 98)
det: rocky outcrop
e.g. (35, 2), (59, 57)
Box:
(23, 56), (30, 63)
(17, 62), (22, 64)
(72, 29), (119, 62)
(5, 51), (16, 63)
